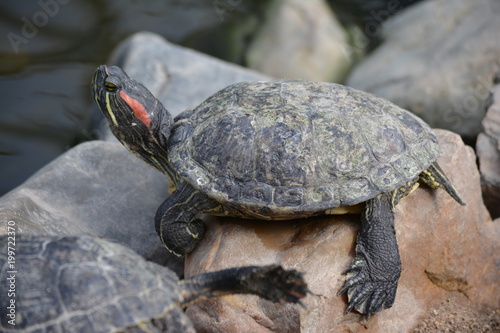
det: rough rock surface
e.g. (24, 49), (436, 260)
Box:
(185, 130), (499, 332)
(413, 294), (499, 333)
(477, 81), (500, 219)
(347, 0), (500, 138)
(246, 0), (352, 82)
(0, 141), (180, 270)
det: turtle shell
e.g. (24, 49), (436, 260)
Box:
(168, 79), (438, 218)
(0, 235), (192, 333)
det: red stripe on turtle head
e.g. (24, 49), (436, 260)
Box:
(119, 91), (151, 128)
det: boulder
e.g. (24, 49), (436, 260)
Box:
(346, 0), (500, 139)
(413, 294), (500, 332)
(0, 141), (181, 271)
(245, 0), (352, 82)
(477, 80), (500, 219)
(185, 130), (499, 332)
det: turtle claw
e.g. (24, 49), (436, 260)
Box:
(244, 265), (308, 305)
(338, 261), (398, 317)
(340, 257), (366, 276)
(337, 256), (366, 297)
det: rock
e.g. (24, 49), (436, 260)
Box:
(413, 294), (499, 333)
(185, 130), (499, 332)
(245, 0), (352, 82)
(346, 0), (500, 139)
(477, 81), (500, 218)
(0, 141), (181, 271)
(477, 133), (500, 219)
(107, 32), (270, 120)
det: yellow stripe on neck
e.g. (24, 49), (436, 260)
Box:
(105, 94), (119, 127)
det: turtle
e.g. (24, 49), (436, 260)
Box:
(91, 65), (465, 317)
(0, 234), (307, 332)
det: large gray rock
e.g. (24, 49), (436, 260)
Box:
(0, 141), (181, 270)
(476, 79), (500, 218)
(245, 0), (352, 82)
(347, 0), (500, 139)
(185, 130), (499, 332)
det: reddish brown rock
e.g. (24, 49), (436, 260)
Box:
(477, 82), (500, 218)
(185, 130), (499, 332)
(413, 294), (499, 332)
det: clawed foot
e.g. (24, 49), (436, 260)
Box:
(246, 265), (309, 306)
(338, 258), (399, 318)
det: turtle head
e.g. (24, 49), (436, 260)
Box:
(91, 65), (176, 180)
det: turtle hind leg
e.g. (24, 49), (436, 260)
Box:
(155, 181), (220, 256)
(420, 162), (465, 206)
(178, 265), (308, 308)
(338, 191), (401, 318)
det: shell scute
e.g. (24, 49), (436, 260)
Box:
(239, 183), (274, 206)
(274, 186), (304, 207)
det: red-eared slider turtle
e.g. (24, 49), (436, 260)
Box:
(0, 235), (307, 332)
(91, 65), (465, 317)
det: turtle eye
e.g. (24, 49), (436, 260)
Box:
(104, 81), (118, 92)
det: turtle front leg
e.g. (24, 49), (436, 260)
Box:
(338, 190), (402, 318)
(155, 181), (220, 256)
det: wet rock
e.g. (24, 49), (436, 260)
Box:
(0, 141), (181, 271)
(477, 81), (500, 219)
(185, 130), (498, 332)
(246, 0), (352, 82)
(346, 0), (500, 139)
